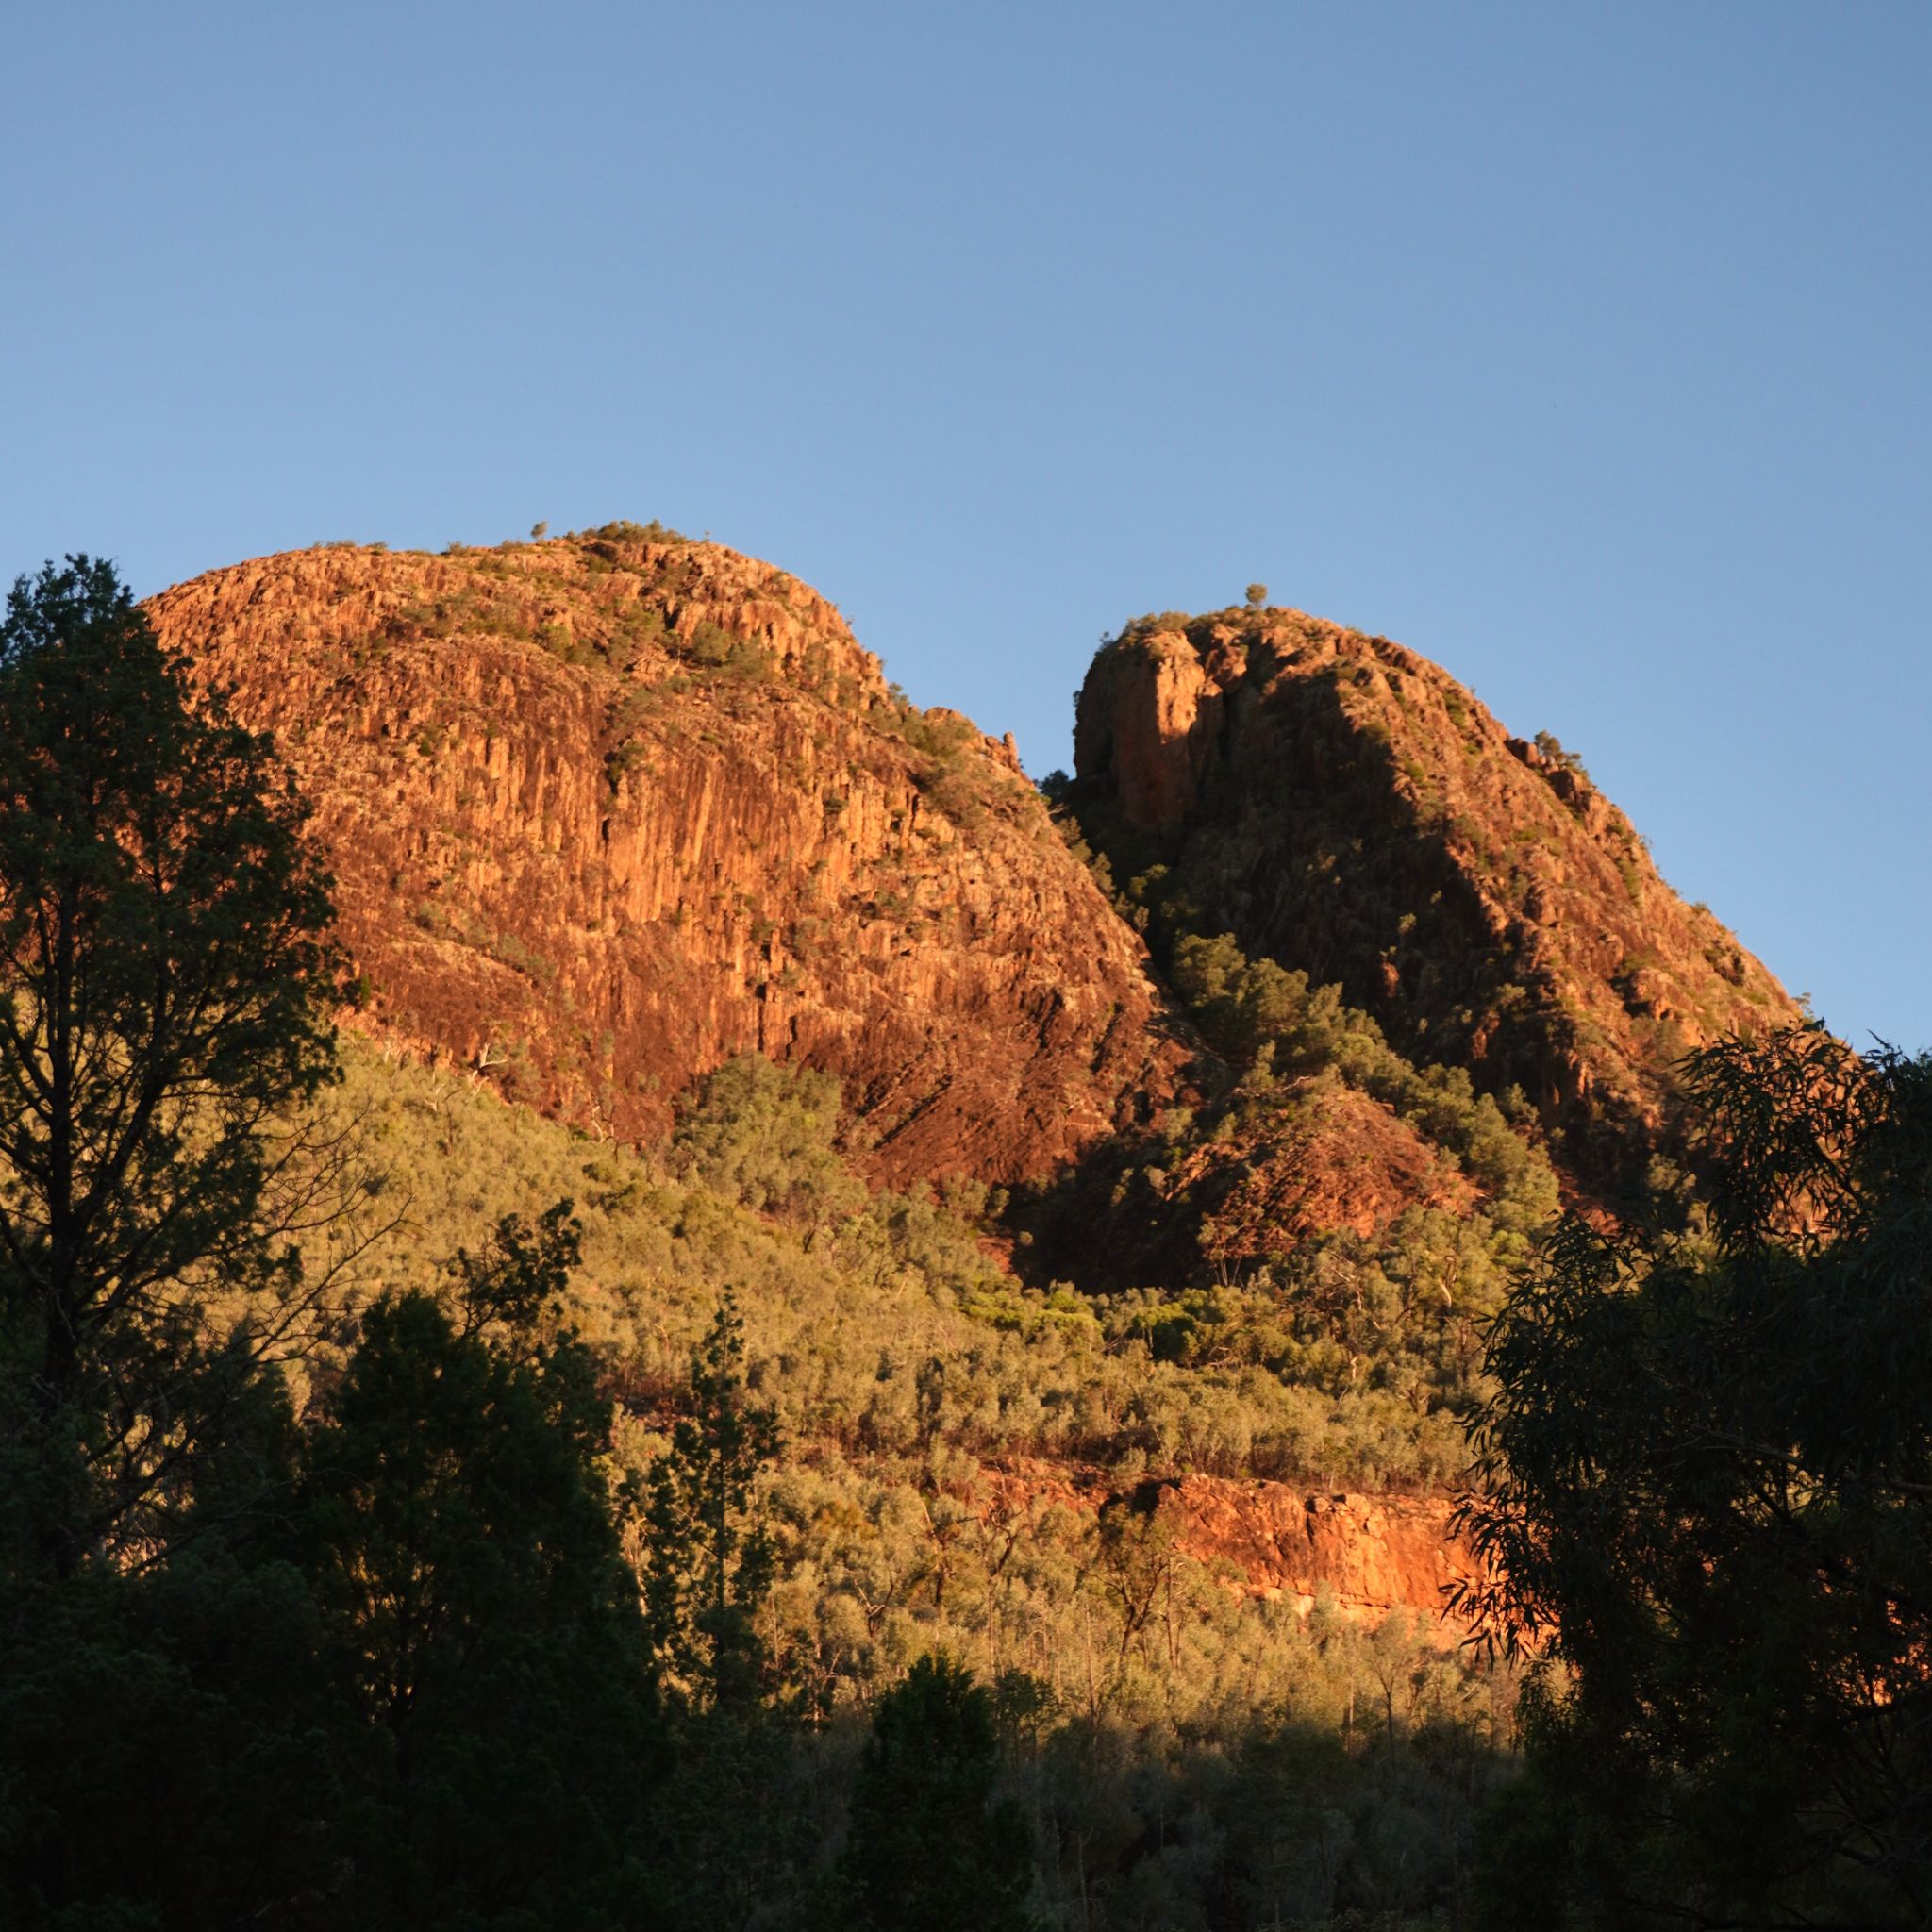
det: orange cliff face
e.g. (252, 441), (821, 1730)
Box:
(1167, 1478), (1474, 1626)
(137, 538), (1651, 1634)
(1071, 607), (1802, 1191)
(980, 1463), (1478, 1630)
(146, 531), (1191, 1187)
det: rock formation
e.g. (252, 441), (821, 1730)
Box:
(1164, 1478), (1472, 1625)
(141, 535), (1807, 1633)
(147, 529), (1190, 1187)
(1071, 606), (1801, 1190)
(981, 1464), (1474, 1627)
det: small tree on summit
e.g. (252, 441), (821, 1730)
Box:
(1245, 582), (1268, 610)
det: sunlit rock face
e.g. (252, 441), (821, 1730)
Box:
(1074, 605), (1800, 1192)
(149, 531), (1190, 1186)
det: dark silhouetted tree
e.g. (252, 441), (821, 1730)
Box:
(0, 556), (341, 1577)
(298, 1204), (663, 1926)
(1458, 1025), (1932, 1927)
(641, 1292), (780, 1711)
(0, 556), (353, 1927)
(836, 1653), (1034, 1932)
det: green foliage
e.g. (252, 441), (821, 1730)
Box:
(296, 1211), (661, 1925)
(641, 1710), (819, 1928)
(0, 1200), (664, 1929)
(671, 1054), (865, 1229)
(586, 516), (690, 546)
(868, 697), (1006, 832)
(1459, 1024), (1932, 1926)
(1115, 611), (1197, 641)
(333, 1037), (1492, 1496)
(641, 1295), (782, 1711)
(681, 618), (775, 679)
(892, 705), (976, 762)
(0, 999), (1513, 1926)
(275, 1039), (1519, 1921)
(0, 1545), (338, 1928)
(1531, 728), (1588, 780)
(835, 1653), (1034, 1932)
(1018, 889), (1557, 1482)
(1168, 929), (1556, 1233)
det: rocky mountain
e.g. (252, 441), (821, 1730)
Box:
(1067, 603), (1800, 1196)
(148, 526), (1190, 1189)
(94, 530), (1818, 1923)
(137, 529), (1805, 1641)
(149, 534), (1799, 1259)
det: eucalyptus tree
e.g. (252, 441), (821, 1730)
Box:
(1460, 1026), (1932, 1926)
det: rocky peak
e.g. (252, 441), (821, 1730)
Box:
(146, 529), (1191, 1186)
(1071, 605), (1802, 1192)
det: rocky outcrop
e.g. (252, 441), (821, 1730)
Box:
(1165, 1478), (1473, 1626)
(982, 1462), (1474, 1627)
(1073, 608), (1802, 1190)
(147, 531), (1192, 1186)
(147, 537), (1794, 1222)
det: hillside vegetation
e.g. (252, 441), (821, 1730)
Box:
(308, 1031), (1518, 1924)
(6, 541), (1840, 1927)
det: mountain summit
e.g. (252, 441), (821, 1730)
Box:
(1068, 603), (1798, 1197)
(126, 525), (1810, 1712)
(148, 532), (1795, 1234)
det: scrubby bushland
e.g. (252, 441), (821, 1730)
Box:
(0, 555), (1519, 1928)
(298, 1036), (1521, 1925)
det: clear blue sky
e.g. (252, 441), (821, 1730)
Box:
(4, 3), (1926, 1047)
